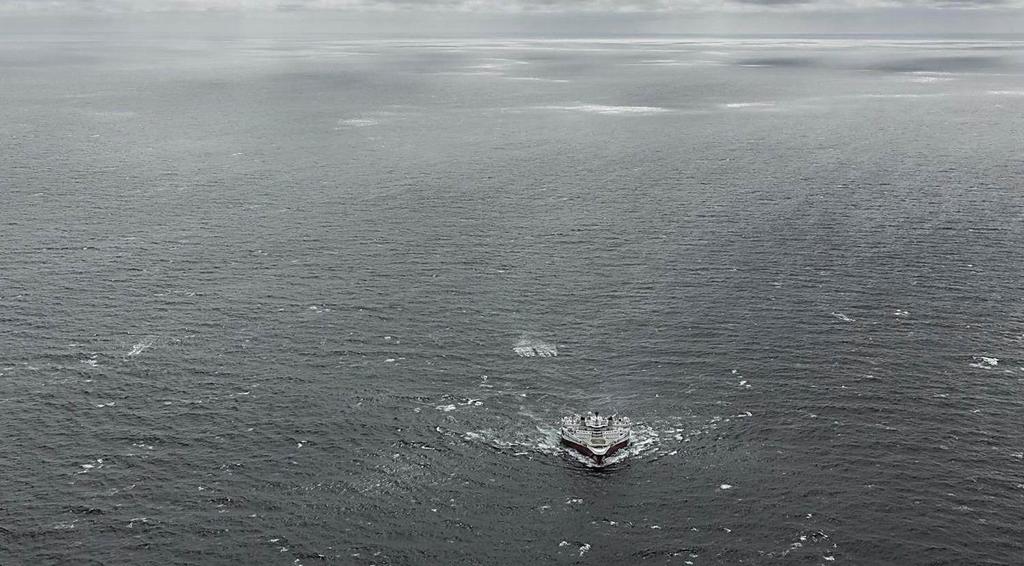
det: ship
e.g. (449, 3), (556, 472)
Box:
(560, 412), (631, 464)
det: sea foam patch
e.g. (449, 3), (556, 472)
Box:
(336, 118), (379, 128)
(630, 59), (710, 67)
(503, 76), (570, 83)
(721, 102), (775, 109)
(460, 414), (723, 468)
(536, 104), (670, 115)
(513, 336), (558, 357)
(857, 93), (948, 99)
(125, 336), (156, 358)
(905, 72), (955, 83)
(969, 356), (999, 369)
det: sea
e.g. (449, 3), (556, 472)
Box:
(1, 27), (1023, 565)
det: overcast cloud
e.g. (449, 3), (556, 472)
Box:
(2, 0), (1022, 37)
(3, 0), (1024, 11)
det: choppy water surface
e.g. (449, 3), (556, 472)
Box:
(2, 33), (1024, 564)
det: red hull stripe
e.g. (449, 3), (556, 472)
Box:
(561, 438), (629, 461)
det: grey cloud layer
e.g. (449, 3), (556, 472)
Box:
(2, 0), (1022, 12)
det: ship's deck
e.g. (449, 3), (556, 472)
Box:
(560, 415), (631, 447)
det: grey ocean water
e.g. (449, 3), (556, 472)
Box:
(2, 31), (1024, 564)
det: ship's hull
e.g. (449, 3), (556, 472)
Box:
(560, 435), (629, 464)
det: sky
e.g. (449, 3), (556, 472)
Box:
(1, 0), (1022, 35)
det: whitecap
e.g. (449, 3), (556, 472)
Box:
(466, 63), (508, 70)
(720, 484), (733, 490)
(336, 118), (379, 128)
(503, 76), (570, 83)
(631, 59), (709, 67)
(433, 70), (504, 78)
(127, 517), (152, 529)
(125, 336), (156, 358)
(969, 356), (998, 369)
(77, 458), (104, 474)
(831, 312), (854, 322)
(858, 93), (947, 99)
(988, 90), (1024, 96)
(536, 104), (670, 115)
(513, 336), (558, 357)
(436, 404), (457, 412)
(907, 74), (952, 83)
(721, 102), (775, 109)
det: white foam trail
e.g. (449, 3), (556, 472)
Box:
(434, 71), (503, 77)
(336, 118), (379, 127)
(988, 90), (1024, 96)
(630, 59), (711, 67)
(503, 76), (570, 83)
(721, 102), (775, 109)
(481, 57), (529, 64)
(857, 93), (947, 99)
(537, 104), (670, 115)
(463, 415), (724, 467)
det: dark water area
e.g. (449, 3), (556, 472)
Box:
(1, 33), (1023, 564)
